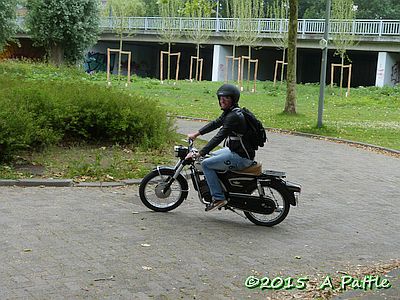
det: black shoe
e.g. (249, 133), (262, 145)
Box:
(205, 199), (227, 212)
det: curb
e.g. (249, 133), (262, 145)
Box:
(0, 179), (74, 187)
(0, 178), (142, 188)
(176, 115), (400, 156)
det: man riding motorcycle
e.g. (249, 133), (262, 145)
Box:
(186, 84), (257, 211)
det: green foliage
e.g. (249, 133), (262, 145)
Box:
(331, 0), (357, 62)
(182, 0), (213, 53)
(182, 0), (213, 16)
(158, 0), (183, 43)
(0, 0), (17, 52)
(268, 0), (289, 47)
(353, 0), (400, 19)
(144, 0), (159, 16)
(25, 0), (100, 64)
(104, 0), (146, 35)
(0, 61), (174, 161)
(300, 0), (400, 19)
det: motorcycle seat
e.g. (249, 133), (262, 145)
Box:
(232, 162), (262, 176)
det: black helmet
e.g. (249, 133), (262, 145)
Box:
(216, 84), (240, 105)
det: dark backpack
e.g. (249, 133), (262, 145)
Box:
(240, 107), (267, 150)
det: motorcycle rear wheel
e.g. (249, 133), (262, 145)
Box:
(139, 169), (188, 212)
(244, 183), (290, 227)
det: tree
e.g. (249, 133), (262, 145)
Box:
(158, 0), (183, 82)
(104, 0), (145, 79)
(239, 0), (264, 90)
(224, 0), (248, 83)
(284, 0), (298, 114)
(300, 0), (400, 19)
(353, 0), (400, 19)
(26, 0), (100, 65)
(182, 0), (213, 81)
(331, 0), (357, 95)
(144, 0), (159, 16)
(268, 0), (289, 86)
(0, 0), (17, 53)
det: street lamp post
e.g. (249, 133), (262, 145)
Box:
(317, 0), (331, 128)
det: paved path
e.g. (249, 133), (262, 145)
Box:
(0, 119), (399, 299)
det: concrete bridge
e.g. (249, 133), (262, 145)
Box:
(16, 17), (400, 86)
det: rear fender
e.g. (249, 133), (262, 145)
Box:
(262, 179), (301, 206)
(284, 181), (301, 206)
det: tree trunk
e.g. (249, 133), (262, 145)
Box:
(196, 43), (200, 81)
(49, 44), (64, 66)
(340, 55), (344, 96)
(284, 0), (298, 114)
(231, 45), (236, 82)
(280, 48), (286, 84)
(118, 36), (123, 81)
(167, 42), (171, 82)
(247, 46), (251, 91)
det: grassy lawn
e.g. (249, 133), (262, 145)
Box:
(127, 79), (400, 150)
(0, 61), (398, 180)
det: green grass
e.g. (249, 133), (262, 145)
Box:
(127, 79), (399, 150)
(0, 60), (398, 179)
(1, 60), (399, 151)
(0, 135), (210, 181)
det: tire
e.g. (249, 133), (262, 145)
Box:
(244, 182), (290, 227)
(139, 168), (189, 212)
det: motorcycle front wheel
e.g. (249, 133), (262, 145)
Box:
(139, 168), (189, 212)
(244, 182), (290, 227)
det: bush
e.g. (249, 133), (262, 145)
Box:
(0, 74), (174, 161)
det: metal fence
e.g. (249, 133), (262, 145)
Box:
(17, 16), (400, 37)
(99, 17), (400, 37)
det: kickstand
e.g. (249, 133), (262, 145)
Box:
(225, 206), (247, 219)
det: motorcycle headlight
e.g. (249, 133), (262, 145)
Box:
(174, 146), (189, 159)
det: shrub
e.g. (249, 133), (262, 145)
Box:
(0, 74), (174, 161)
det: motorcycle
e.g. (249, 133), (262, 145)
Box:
(139, 140), (301, 226)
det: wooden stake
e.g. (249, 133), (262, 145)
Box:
(106, 48), (132, 86)
(273, 60), (287, 87)
(225, 56), (242, 85)
(237, 58), (241, 86)
(160, 51), (165, 82)
(273, 60), (279, 87)
(189, 56), (194, 81)
(175, 52), (181, 82)
(225, 56), (229, 83)
(331, 63), (352, 96)
(160, 51), (180, 83)
(348, 64), (352, 96)
(127, 52), (131, 84)
(107, 48), (111, 83)
(252, 59), (259, 92)
(199, 59), (203, 81)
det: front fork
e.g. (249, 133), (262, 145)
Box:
(157, 160), (186, 194)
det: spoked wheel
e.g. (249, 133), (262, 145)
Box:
(139, 169), (189, 212)
(244, 182), (290, 227)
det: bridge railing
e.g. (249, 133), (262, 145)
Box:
(18, 16), (400, 37)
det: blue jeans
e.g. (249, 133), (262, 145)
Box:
(201, 148), (254, 201)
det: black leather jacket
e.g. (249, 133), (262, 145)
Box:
(198, 106), (255, 160)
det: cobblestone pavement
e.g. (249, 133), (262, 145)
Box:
(0, 119), (399, 299)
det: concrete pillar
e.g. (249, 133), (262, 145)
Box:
(212, 45), (231, 82)
(375, 52), (400, 87)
